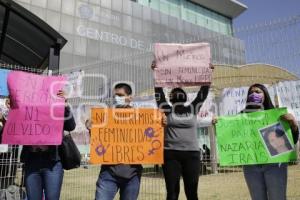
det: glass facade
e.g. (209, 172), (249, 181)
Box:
(136, 0), (233, 36)
(14, 0), (245, 97)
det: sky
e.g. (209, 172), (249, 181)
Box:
(233, 0), (300, 28)
(232, 0), (300, 75)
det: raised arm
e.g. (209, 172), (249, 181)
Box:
(155, 87), (170, 110)
(152, 60), (171, 111)
(191, 85), (210, 114)
(291, 127), (299, 144)
(281, 113), (299, 144)
(57, 90), (76, 132)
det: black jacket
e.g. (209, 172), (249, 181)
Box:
(20, 106), (76, 163)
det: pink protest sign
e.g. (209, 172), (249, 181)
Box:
(154, 43), (212, 87)
(2, 71), (66, 145)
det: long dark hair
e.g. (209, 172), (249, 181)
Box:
(264, 126), (292, 156)
(169, 88), (187, 104)
(245, 83), (274, 110)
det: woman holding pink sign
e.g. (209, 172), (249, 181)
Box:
(20, 91), (76, 200)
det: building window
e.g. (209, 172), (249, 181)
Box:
(135, 0), (233, 36)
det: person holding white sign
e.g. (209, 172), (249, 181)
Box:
(213, 83), (299, 200)
(152, 61), (212, 200)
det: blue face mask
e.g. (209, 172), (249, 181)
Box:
(113, 95), (127, 106)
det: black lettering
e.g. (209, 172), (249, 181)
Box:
(239, 153), (247, 163)
(131, 146), (135, 162)
(7, 123), (16, 135)
(123, 146), (130, 162)
(42, 124), (50, 135)
(116, 145), (122, 163)
(21, 124), (31, 135)
(96, 112), (105, 124)
(25, 107), (33, 120)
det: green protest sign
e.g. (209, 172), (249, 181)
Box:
(216, 108), (297, 166)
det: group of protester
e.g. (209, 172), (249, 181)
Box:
(0, 60), (299, 200)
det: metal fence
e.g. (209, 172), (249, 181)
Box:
(61, 14), (300, 200)
(1, 15), (300, 200)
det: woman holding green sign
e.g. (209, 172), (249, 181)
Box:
(214, 83), (299, 200)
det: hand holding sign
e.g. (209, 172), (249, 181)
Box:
(151, 60), (157, 70)
(280, 113), (298, 131)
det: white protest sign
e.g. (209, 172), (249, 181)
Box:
(0, 144), (8, 153)
(219, 85), (276, 116)
(64, 71), (84, 98)
(276, 80), (300, 121)
(219, 87), (248, 116)
(132, 95), (157, 108)
(187, 92), (216, 127)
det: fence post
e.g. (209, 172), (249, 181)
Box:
(209, 125), (218, 174)
(49, 39), (63, 75)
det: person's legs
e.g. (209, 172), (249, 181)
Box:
(243, 165), (268, 200)
(119, 175), (141, 200)
(162, 150), (182, 200)
(42, 161), (64, 200)
(181, 151), (200, 200)
(264, 163), (287, 200)
(24, 161), (43, 200)
(95, 170), (119, 200)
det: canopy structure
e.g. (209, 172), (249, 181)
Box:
(0, 0), (67, 72)
(138, 63), (299, 96)
(212, 63), (299, 93)
(190, 0), (247, 18)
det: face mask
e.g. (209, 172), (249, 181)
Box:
(248, 92), (263, 104)
(113, 95), (127, 107)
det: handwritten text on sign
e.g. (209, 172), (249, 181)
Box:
(216, 108), (296, 166)
(90, 108), (164, 164)
(154, 43), (211, 87)
(2, 71), (66, 145)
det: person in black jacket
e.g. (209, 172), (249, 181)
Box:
(20, 90), (76, 200)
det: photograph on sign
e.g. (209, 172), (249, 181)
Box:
(259, 122), (293, 157)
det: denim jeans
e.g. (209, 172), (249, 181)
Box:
(162, 150), (200, 200)
(243, 163), (288, 200)
(24, 154), (64, 200)
(95, 170), (141, 200)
